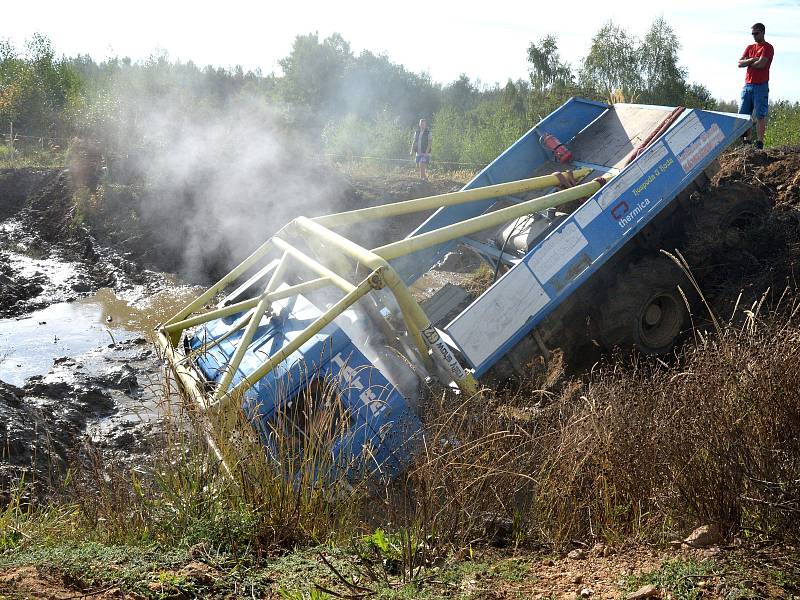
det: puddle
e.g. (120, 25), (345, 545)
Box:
(0, 286), (198, 387)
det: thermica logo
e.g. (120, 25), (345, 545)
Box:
(611, 198), (651, 229)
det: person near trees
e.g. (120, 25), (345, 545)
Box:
(410, 118), (432, 181)
(738, 22), (774, 150)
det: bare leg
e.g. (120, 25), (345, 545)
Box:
(757, 117), (767, 144)
(420, 162), (428, 181)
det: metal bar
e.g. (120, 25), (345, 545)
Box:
(373, 177), (607, 261)
(163, 238), (275, 328)
(220, 270), (382, 408)
(290, 217), (478, 395)
(162, 278), (329, 335)
(222, 258), (280, 306)
(272, 237), (356, 294)
(312, 169), (592, 228)
(213, 254), (290, 401)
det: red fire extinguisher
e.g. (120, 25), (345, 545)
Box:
(539, 132), (573, 163)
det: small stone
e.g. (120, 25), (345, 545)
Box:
(543, 558), (555, 566)
(580, 587), (593, 597)
(573, 574), (584, 584)
(683, 524), (722, 549)
(567, 549), (586, 560)
(626, 584), (660, 599)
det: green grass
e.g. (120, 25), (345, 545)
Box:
(0, 144), (65, 168)
(765, 101), (800, 148)
(624, 558), (718, 599)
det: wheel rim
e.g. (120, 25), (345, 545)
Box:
(637, 292), (682, 351)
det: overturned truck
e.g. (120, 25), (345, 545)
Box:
(157, 98), (762, 475)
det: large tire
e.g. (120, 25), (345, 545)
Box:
(681, 182), (771, 266)
(596, 255), (694, 355)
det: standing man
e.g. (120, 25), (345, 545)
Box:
(411, 118), (432, 181)
(738, 22), (774, 150)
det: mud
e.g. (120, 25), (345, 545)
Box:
(0, 163), (466, 493)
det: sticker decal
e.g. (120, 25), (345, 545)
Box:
(666, 112), (704, 154)
(447, 265), (549, 367)
(636, 142), (668, 172)
(575, 199), (601, 228)
(529, 222), (589, 283)
(677, 123), (724, 173)
(596, 165), (644, 209)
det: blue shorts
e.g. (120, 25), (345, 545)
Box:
(739, 83), (769, 119)
(415, 153), (430, 165)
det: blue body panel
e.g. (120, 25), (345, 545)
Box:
(443, 106), (751, 375)
(191, 294), (421, 477)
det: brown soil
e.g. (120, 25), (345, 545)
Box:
(715, 145), (800, 207)
(0, 545), (795, 599)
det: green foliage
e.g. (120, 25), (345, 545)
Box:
(322, 111), (409, 160)
(765, 100), (800, 147)
(578, 18), (688, 105)
(625, 558), (717, 600)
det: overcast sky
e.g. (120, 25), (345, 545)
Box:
(4, 0), (799, 102)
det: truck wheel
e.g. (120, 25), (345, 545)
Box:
(682, 183), (770, 265)
(596, 256), (694, 355)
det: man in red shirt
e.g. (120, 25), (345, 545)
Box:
(738, 22), (774, 150)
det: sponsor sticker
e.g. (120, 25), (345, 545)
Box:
(677, 123), (724, 173)
(666, 112), (704, 154)
(575, 199), (601, 228)
(530, 222), (589, 283)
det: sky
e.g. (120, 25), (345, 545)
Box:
(3, 0), (799, 102)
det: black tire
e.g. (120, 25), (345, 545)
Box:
(596, 255), (694, 355)
(681, 183), (770, 266)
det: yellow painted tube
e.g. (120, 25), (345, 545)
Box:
(163, 238), (275, 328)
(373, 177), (607, 261)
(290, 217), (478, 395)
(273, 237), (356, 294)
(220, 269), (381, 408)
(213, 254), (290, 401)
(162, 278), (329, 335)
(313, 169), (592, 227)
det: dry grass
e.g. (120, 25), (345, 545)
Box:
(4, 293), (800, 560)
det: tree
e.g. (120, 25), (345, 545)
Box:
(527, 35), (573, 97)
(579, 21), (644, 102)
(278, 32), (353, 119)
(639, 17), (686, 105)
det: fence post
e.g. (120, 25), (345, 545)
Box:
(9, 121), (13, 150)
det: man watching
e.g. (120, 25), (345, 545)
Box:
(738, 22), (774, 150)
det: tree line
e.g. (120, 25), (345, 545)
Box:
(1, 19), (797, 169)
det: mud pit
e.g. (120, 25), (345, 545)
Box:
(2, 147), (799, 493)
(0, 166), (462, 492)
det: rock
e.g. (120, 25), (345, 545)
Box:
(626, 584), (659, 599)
(573, 574), (583, 584)
(543, 558), (555, 567)
(683, 524), (722, 549)
(580, 588), (593, 597)
(481, 512), (513, 547)
(567, 549), (586, 560)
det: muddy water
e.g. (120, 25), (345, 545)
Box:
(0, 287), (196, 386)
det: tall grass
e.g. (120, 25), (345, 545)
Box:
(3, 292), (799, 559)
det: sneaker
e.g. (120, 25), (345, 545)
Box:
(755, 140), (764, 150)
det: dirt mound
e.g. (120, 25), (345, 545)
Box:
(715, 145), (800, 206)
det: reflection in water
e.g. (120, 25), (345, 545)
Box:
(0, 286), (199, 386)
